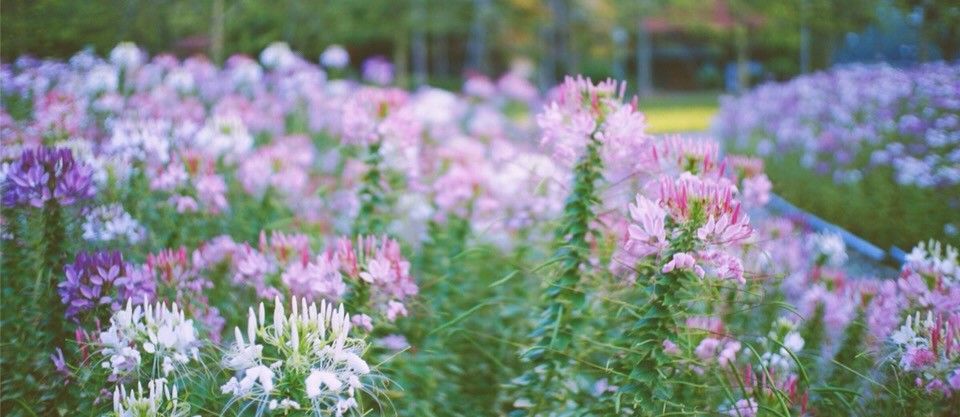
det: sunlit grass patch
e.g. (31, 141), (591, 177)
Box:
(641, 92), (719, 133)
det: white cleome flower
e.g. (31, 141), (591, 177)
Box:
(82, 204), (146, 243)
(99, 299), (200, 380)
(193, 114), (253, 163)
(109, 42), (143, 71)
(220, 297), (375, 417)
(112, 378), (193, 417)
(782, 331), (805, 353)
(808, 232), (847, 267)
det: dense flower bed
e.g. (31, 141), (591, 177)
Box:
(1, 43), (957, 416)
(713, 63), (960, 249)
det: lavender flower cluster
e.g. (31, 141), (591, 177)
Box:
(58, 250), (155, 320)
(713, 63), (960, 188)
(2, 147), (94, 207)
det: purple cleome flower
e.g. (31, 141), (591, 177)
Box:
(3, 147), (94, 208)
(57, 250), (155, 320)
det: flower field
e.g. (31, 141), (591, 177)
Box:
(714, 63), (960, 249)
(1, 43), (959, 416)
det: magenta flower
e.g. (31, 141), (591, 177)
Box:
(639, 135), (723, 177)
(282, 254), (347, 302)
(656, 175), (749, 238)
(662, 339), (680, 355)
(328, 235), (418, 322)
(902, 346), (936, 371)
(195, 174), (229, 214)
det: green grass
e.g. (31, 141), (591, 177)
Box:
(641, 91), (720, 134)
(763, 154), (960, 251)
(722, 119), (960, 252)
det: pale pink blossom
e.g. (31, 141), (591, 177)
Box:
(626, 195), (668, 258)
(662, 252), (705, 278)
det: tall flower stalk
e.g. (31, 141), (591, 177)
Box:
(510, 76), (645, 415)
(340, 87), (417, 236)
(1, 146), (95, 414)
(355, 142), (386, 235)
(4, 147), (94, 273)
(513, 136), (602, 413)
(612, 173), (753, 414)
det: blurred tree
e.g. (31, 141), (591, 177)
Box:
(803, 0), (877, 68)
(894, 0), (960, 60)
(1, 0), (890, 86)
(608, 0), (670, 95)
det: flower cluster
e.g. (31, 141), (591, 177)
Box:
(226, 231), (344, 303)
(82, 203), (146, 243)
(111, 378), (192, 417)
(320, 45), (350, 69)
(145, 247), (226, 340)
(339, 86), (419, 146)
(2, 147), (94, 207)
(361, 56), (394, 86)
(807, 232), (849, 268)
(622, 173), (753, 284)
(538, 75), (647, 165)
(58, 250), (155, 320)
(328, 235), (418, 326)
(220, 297), (374, 416)
(237, 134), (314, 200)
(6, 40), (958, 416)
(889, 311), (960, 395)
(715, 62), (960, 189)
(98, 299), (200, 380)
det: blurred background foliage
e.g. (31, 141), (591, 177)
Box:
(3, 0), (957, 92)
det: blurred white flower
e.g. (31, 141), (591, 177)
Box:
(320, 45), (350, 69)
(808, 232), (847, 267)
(110, 42), (143, 70)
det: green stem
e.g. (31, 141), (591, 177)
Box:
(355, 142), (386, 236)
(820, 307), (870, 410)
(512, 137), (603, 415)
(617, 215), (701, 415)
(40, 201), (66, 275)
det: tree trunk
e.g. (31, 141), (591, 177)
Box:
(431, 34), (449, 78)
(467, 0), (491, 73)
(412, 0), (428, 86)
(636, 22), (653, 97)
(393, 30), (409, 87)
(552, 0), (572, 76)
(210, 0), (225, 64)
(539, 25), (555, 90)
(612, 26), (627, 81)
(799, 0), (810, 73)
(735, 23), (749, 92)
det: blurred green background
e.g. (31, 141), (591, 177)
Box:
(5, 0), (957, 133)
(3, 0), (957, 93)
